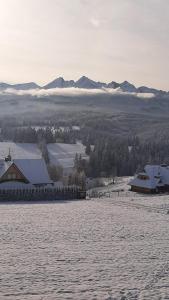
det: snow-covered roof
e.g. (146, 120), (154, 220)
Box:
(0, 160), (12, 177)
(129, 164), (167, 189)
(129, 177), (160, 189)
(158, 166), (169, 185)
(129, 163), (169, 190)
(144, 165), (161, 178)
(0, 158), (52, 185)
(144, 164), (169, 186)
(13, 159), (52, 184)
(0, 143), (51, 184)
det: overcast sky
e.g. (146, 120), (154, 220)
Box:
(0, 0), (168, 89)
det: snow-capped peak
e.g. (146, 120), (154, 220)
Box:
(107, 81), (120, 89)
(44, 77), (75, 89)
(75, 76), (100, 89)
(119, 81), (137, 92)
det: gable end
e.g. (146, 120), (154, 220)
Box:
(0, 163), (29, 183)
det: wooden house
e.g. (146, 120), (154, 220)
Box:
(0, 153), (52, 189)
(0, 151), (86, 201)
(129, 164), (169, 194)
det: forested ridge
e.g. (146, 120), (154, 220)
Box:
(1, 111), (169, 178)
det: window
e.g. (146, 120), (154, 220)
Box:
(138, 174), (149, 180)
(7, 173), (17, 180)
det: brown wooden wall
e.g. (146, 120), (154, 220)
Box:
(0, 164), (28, 183)
(131, 185), (155, 194)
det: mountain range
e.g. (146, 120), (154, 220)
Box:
(0, 82), (40, 90)
(0, 76), (168, 95)
(43, 76), (167, 95)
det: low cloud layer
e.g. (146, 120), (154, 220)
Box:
(0, 87), (155, 99)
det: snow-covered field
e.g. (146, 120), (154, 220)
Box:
(0, 143), (41, 159)
(0, 142), (87, 174)
(47, 142), (88, 173)
(1, 178), (169, 299)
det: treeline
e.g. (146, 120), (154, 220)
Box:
(1, 126), (77, 144)
(75, 137), (169, 178)
(41, 135), (169, 179)
(2, 122), (169, 179)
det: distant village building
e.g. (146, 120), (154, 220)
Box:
(129, 164), (169, 193)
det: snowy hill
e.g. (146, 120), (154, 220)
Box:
(0, 143), (42, 159)
(47, 143), (88, 175)
(0, 142), (88, 175)
(137, 86), (165, 95)
(12, 82), (40, 90)
(0, 83), (12, 90)
(2, 175), (169, 298)
(0, 82), (40, 90)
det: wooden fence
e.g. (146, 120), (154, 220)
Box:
(0, 186), (86, 202)
(87, 189), (124, 198)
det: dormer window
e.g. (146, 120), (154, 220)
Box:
(138, 174), (149, 180)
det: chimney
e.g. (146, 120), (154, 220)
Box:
(5, 148), (12, 162)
